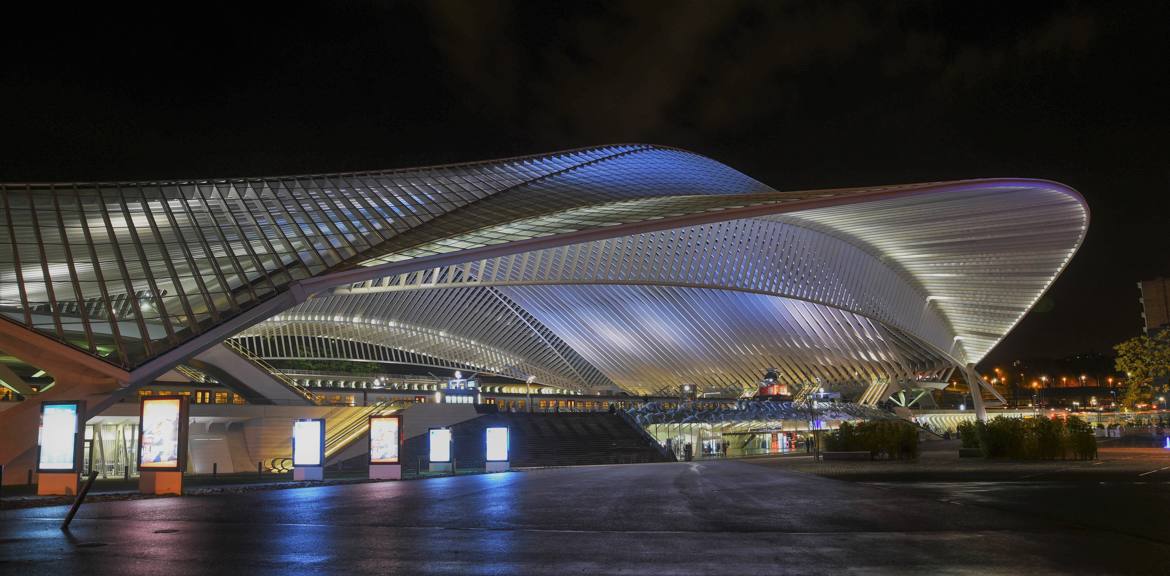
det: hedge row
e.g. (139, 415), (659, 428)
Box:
(957, 416), (1097, 460)
(824, 420), (919, 460)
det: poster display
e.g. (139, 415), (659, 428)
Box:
(369, 415), (401, 464)
(429, 428), (452, 463)
(139, 397), (186, 471)
(485, 426), (509, 462)
(38, 402), (81, 472)
(293, 419), (325, 467)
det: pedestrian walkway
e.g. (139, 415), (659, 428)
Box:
(3, 457), (1166, 574)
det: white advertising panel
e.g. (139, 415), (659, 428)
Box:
(429, 428), (452, 463)
(485, 427), (509, 462)
(139, 398), (183, 470)
(369, 416), (401, 464)
(293, 419), (325, 467)
(38, 403), (79, 471)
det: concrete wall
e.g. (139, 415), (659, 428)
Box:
(90, 403), (358, 476)
(7, 399), (493, 484)
(401, 403), (482, 440)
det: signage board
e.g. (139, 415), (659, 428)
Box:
(293, 419), (325, 467)
(369, 415), (402, 464)
(429, 428), (452, 463)
(37, 401), (82, 472)
(138, 396), (188, 471)
(485, 426), (509, 462)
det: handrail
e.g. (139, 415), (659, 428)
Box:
(324, 400), (409, 459)
(175, 364), (215, 384)
(222, 338), (318, 403)
(325, 402), (385, 453)
(617, 409), (676, 462)
(263, 401), (402, 472)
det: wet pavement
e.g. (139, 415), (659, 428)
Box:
(2, 457), (1167, 575)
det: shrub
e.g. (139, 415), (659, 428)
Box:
(825, 421), (858, 452)
(959, 415), (1097, 460)
(1066, 416), (1098, 460)
(982, 416), (1029, 458)
(1033, 417), (1066, 459)
(824, 419), (919, 460)
(956, 420), (982, 449)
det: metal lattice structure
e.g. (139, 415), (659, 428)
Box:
(0, 144), (1087, 397)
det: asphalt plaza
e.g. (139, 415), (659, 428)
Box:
(3, 444), (1170, 575)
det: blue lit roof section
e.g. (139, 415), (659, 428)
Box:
(0, 145), (1086, 395)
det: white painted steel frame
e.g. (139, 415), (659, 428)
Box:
(0, 145), (1087, 398)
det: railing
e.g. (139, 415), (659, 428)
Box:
(325, 401), (391, 458)
(617, 408), (676, 462)
(175, 364), (215, 384)
(222, 338), (318, 404)
(263, 400), (408, 472)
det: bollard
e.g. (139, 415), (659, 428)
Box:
(124, 465), (129, 480)
(61, 470), (99, 530)
(213, 462), (217, 477)
(258, 461), (263, 478)
(27, 469), (32, 486)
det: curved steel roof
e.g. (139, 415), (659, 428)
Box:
(0, 144), (1087, 393)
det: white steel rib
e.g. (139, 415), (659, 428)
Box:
(0, 144), (1087, 396)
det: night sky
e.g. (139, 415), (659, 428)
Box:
(2, 2), (1167, 367)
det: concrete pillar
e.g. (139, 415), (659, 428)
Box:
(964, 364), (988, 422)
(0, 322), (128, 486)
(0, 375), (122, 486)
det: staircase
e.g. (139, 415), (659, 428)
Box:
(190, 341), (315, 405)
(267, 401), (405, 472)
(401, 412), (672, 474)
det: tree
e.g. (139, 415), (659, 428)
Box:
(1114, 328), (1170, 408)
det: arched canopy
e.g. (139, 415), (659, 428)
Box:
(0, 145), (1087, 391)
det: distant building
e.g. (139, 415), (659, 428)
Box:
(1139, 278), (1170, 334)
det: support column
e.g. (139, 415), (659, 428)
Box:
(0, 375), (122, 486)
(0, 320), (129, 486)
(962, 364), (1005, 423)
(969, 372), (988, 422)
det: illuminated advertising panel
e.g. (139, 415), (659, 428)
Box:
(38, 401), (82, 472)
(429, 428), (452, 463)
(485, 426), (509, 462)
(369, 415), (401, 464)
(293, 419), (325, 467)
(138, 397), (187, 471)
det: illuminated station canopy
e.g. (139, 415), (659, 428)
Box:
(0, 144), (1087, 398)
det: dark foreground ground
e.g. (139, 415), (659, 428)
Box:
(3, 444), (1170, 575)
